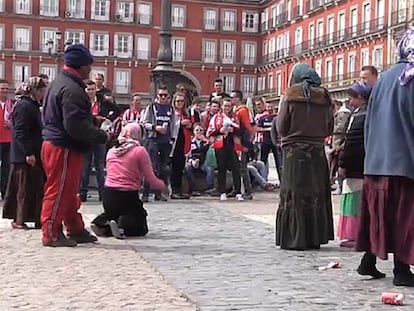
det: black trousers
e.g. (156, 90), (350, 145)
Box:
(260, 142), (282, 181)
(143, 140), (171, 196)
(170, 151), (186, 194)
(91, 187), (148, 237)
(0, 142), (10, 198)
(215, 147), (241, 194)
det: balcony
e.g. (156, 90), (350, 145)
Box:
(256, 88), (281, 97)
(291, 6), (304, 21)
(321, 71), (360, 90)
(390, 9), (411, 27)
(306, 0), (336, 14)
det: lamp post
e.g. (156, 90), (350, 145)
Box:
(46, 31), (72, 63)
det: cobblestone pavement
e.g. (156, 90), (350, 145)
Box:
(1, 190), (414, 310)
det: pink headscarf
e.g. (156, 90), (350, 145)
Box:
(113, 123), (142, 157)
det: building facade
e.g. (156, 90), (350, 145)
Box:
(0, 0), (412, 105)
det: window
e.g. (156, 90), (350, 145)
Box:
(348, 53), (356, 73)
(272, 7), (277, 28)
(363, 3), (370, 33)
(282, 32), (289, 57)
(204, 9), (217, 30)
(222, 10), (236, 31)
(309, 24), (315, 48)
(276, 72), (282, 95)
(0, 0), (4, 12)
(66, 0), (85, 19)
(261, 10), (268, 31)
(91, 0), (109, 21)
(40, 0), (58, 16)
(268, 73), (273, 89)
(117, 2), (134, 22)
(66, 30), (85, 45)
(13, 63), (30, 87)
(89, 33), (109, 56)
(114, 33), (133, 58)
(172, 38), (184, 62)
(203, 40), (216, 63)
(361, 49), (369, 67)
(257, 76), (266, 91)
(15, 0), (31, 14)
(241, 76), (256, 97)
(0, 62), (4, 79)
(351, 8), (358, 36)
(114, 70), (130, 94)
(294, 27), (302, 54)
(137, 3), (151, 24)
(40, 28), (57, 53)
(317, 21), (324, 43)
(0, 25), (3, 50)
(315, 60), (322, 77)
(327, 17), (334, 44)
(243, 42), (256, 65)
(338, 12), (346, 40)
(136, 35), (150, 59)
(326, 59), (333, 82)
(221, 75), (234, 93)
(172, 5), (185, 27)
(377, 0), (385, 28)
(337, 56), (344, 80)
(221, 41), (235, 64)
(14, 27), (30, 51)
(242, 12), (259, 32)
(373, 47), (383, 70)
(39, 64), (57, 82)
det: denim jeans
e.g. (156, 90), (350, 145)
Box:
(80, 144), (106, 196)
(184, 164), (214, 193)
(248, 160), (267, 188)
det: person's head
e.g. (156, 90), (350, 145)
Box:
(265, 101), (275, 113)
(85, 80), (96, 100)
(176, 83), (187, 94)
(221, 97), (232, 115)
(119, 122), (142, 143)
(214, 78), (223, 93)
(332, 100), (342, 112)
(37, 73), (49, 85)
(210, 100), (220, 115)
(192, 122), (205, 139)
(192, 97), (203, 111)
(230, 90), (243, 106)
(254, 96), (266, 113)
(131, 93), (141, 110)
(172, 92), (186, 112)
(94, 73), (105, 88)
(64, 44), (94, 80)
(157, 85), (169, 104)
(360, 65), (378, 87)
(397, 27), (414, 86)
(292, 63), (321, 87)
(348, 81), (372, 108)
(104, 92), (114, 103)
(0, 79), (8, 100)
(20, 76), (47, 103)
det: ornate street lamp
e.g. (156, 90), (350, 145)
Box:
(46, 31), (72, 62)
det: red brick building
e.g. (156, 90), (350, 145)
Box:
(0, 0), (411, 105)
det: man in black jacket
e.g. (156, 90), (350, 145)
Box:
(41, 44), (109, 247)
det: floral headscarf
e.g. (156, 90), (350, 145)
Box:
(113, 123), (142, 157)
(15, 77), (46, 102)
(397, 27), (414, 86)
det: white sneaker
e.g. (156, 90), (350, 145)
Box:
(220, 193), (227, 201)
(236, 194), (244, 201)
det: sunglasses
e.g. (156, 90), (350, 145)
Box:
(175, 99), (185, 103)
(158, 93), (168, 97)
(194, 129), (204, 132)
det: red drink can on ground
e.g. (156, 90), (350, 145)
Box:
(381, 292), (404, 305)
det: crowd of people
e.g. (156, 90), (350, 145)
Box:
(1, 26), (414, 287)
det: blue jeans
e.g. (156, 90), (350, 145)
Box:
(184, 163), (214, 192)
(248, 160), (267, 188)
(80, 144), (106, 196)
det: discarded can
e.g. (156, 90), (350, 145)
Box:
(318, 261), (342, 271)
(381, 292), (404, 305)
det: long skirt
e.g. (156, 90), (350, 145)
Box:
(91, 187), (149, 237)
(276, 143), (334, 250)
(337, 178), (362, 241)
(2, 162), (45, 224)
(356, 176), (414, 264)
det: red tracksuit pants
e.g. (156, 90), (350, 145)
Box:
(41, 141), (85, 242)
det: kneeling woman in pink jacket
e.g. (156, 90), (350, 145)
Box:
(91, 123), (166, 239)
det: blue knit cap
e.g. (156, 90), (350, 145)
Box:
(64, 44), (94, 68)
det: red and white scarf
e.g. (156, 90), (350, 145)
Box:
(122, 108), (141, 123)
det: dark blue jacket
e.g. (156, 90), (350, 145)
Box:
(42, 69), (107, 152)
(10, 96), (42, 164)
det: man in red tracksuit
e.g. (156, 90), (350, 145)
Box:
(41, 44), (108, 247)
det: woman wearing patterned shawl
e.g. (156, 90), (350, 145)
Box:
(356, 27), (414, 286)
(2, 77), (46, 229)
(275, 63), (334, 250)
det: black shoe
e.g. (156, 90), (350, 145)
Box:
(109, 220), (125, 239)
(357, 252), (386, 279)
(67, 229), (98, 243)
(98, 194), (102, 202)
(79, 194), (87, 202)
(155, 194), (168, 201)
(243, 193), (253, 200)
(90, 223), (108, 237)
(43, 230), (77, 247)
(393, 257), (414, 286)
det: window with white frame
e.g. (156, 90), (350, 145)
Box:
(222, 10), (236, 31)
(0, 25), (3, 50)
(309, 24), (315, 48)
(114, 70), (130, 94)
(204, 9), (217, 30)
(0, 0), (4, 12)
(91, 0), (109, 21)
(221, 41), (235, 64)
(326, 59), (333, 82)
(15, 27), (30, 51)
(315, 60), (322, 77)
(172, 38), (184, 62)
(348, 53), (356, 73)
(172, 5), (185, 27)
(66, 30), (85, 45)
(0, 62), (4, 79)
(114, 33), (133, 58)
(243, 42), (256, 65)
(261, 10), (268, 31)
(117, 2), (134, 22)
(40, 29), (57, 53)
(221, 75), (234, 93)
(66, 0), (85, 19)
(361, 49), (370, 67)
(373, 47), (383, 70)
(13, 63), (30, 87)
(40, 0), (58, 16)
(268, 73), (273, 90)
(257, 76), (266, 91)
(203, 40), (216, 63)
(15, 0), (31, 14)
(39, 64), (57, 82)
(272, 7), (277, 28)
(241, 76), (256, 96)
(337, 56), (344, 79)
(317, 20), (324, 42)
(242, 12), (259, 32)
(263, 41), (268, 58)
(136, 35), (150, 59)
(138, 3), (151, 24)
(276, 72), (282, 95)
(89, 33), (109, 56)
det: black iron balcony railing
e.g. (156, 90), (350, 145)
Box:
(256, 88), (280, 96)
(291, 5), (304, 21)
(306, 0), (335, 14)
(390, 9), (411, 26)
(321, 71), (359, 85)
